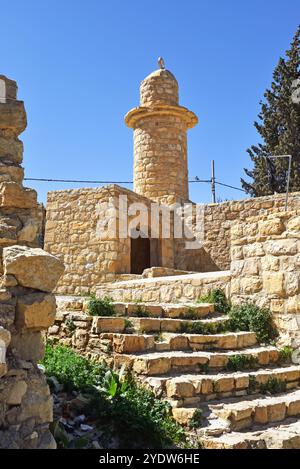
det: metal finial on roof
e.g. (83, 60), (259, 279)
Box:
(158, 57), (165, 70)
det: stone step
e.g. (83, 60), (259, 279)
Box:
(55, 296), (215, 318)
(143, 365), (300, 404)
(212, 389), (300, 431)
(88, 314), (228, 334)
(98, 331), (257, 354)
(96, 271), (231, 304)
(124, 302), (215, 319)
(199, 419), (300, 449)
(114, 346), (280, 375)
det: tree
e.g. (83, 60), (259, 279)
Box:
(241, 26), (300, 197)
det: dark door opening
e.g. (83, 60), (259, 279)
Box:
(130, 236), (150, 274)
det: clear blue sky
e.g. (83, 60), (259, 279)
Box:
(1, 0), (299, 204)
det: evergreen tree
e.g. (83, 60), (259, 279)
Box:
(241, 26), (300, 196)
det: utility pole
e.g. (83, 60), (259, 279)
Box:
(211, 160), (216, 203)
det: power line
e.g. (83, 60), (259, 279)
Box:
(24, 177), (245, 193)
(24, 177), (212, 184)
(215, 181), (246, 193)
(24, 177), (134, 184)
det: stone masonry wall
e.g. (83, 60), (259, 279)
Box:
(201, 192), (300, 272)
(230, 210), (300, 346)
(0, 75), (64, 449)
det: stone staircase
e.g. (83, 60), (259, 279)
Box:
(51, 285), (300, 449)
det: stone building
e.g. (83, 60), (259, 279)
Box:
(44, 62), (300, 296)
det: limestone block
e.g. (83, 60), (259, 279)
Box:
(234, 375), (249, 390)
(267, 402), (286, 422)
(254, 406), (268, 424)
(0, 182), (37, 209)
(261, 255), (280, 272)
(92, 317), (125, 333)
(172, 407), (198, 425)
(72, 329), (89, 349)
(17, 219), (39, 243)
(287, 399), (300, 416)
(243, 243), (265, 258)
(198, 378), (213, 395)
(0, 136), (23, 164)
(240, 277), (262, 294)
(7, 380), (27, 405)
(259, 218), (284, 236)
(270, 299), (285, 313)
(263, 272), (285, 296)
(266, 239), (298, 256)
(133, 357), (170, 375)
(230, 246), (244, 261)
(214, 377), (235, 393)
(242, 258), (259, 276)
(16, 293), (56, 330)
(0, 100), (27, 134)
(113, 334), (154, 353)
(0, 217), (19, 245)
(285, 273), (300, 296)
(130, 317), (161, 333)
(287, 216), (300, 232)
(285, 296), (300, 313)
(0, 164), (24, 184)
(170, 335), (189, 350)
(3, 246), (64, 292)
(166, 378), (195, 398)
(10, 331), (44, 362)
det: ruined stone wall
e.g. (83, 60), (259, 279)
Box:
(230, 210), (300, 346)
(201, 192), (300, 272)
(0, 75), (64, 449)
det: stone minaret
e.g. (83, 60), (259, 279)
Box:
(125, 60), (198, 205)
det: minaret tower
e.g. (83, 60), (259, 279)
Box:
(125, 58), (198, 205)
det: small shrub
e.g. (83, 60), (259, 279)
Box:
(181, 308), (198, 320)
(248, 375), (257, 394)
(124, 319), (133, 331)
(189, 409), (203, 429)
(135, 305), (150, 318)
(198, 362), (209, 374)
(42, 342), (107, 391)
(228, 303), (277, 343)
(65, 318), (76, 332)
(43, 343), (186, 449)
(259, 378), (287, 395)
(278, 346), (293, 364)
(198, 289), (230, 314)
(226, 354), (258, 372)
(87, 295), (115, 317)
(154, 332), (165, 343)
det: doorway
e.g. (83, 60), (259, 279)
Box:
(130, 236), (150, 274)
